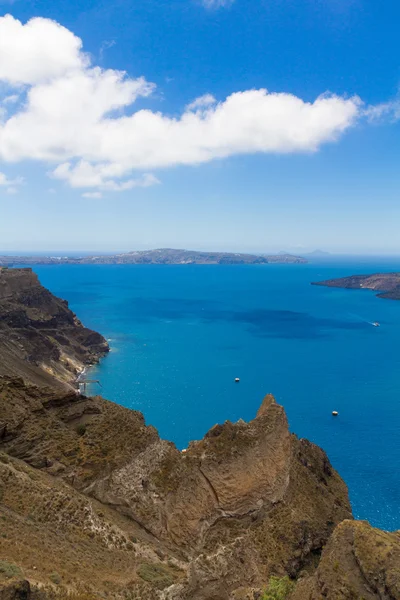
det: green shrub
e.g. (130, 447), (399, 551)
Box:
(76, 424), (87, 436)
(137, 562), (178, 590)
(0, 560), (23, 579)
(0, 453), (9, 464)
(49, 571), (62, 585)
(333, 560), (340, 571)
(262, 576), (295, 600)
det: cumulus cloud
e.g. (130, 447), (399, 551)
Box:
(0, 15), (365, 194)
(0, 15), (86, 85)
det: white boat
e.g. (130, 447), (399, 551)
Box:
(372, 322), (380, 327)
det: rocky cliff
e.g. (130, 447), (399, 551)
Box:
(0, 270), (398, 600)
(292, 520), (400, 599)
(0, 377), (351, 599)
(312, 272), (400, 300)
(0, 267), (109, 389)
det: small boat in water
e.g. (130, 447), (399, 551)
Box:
(372, 322), (380, 327)
(235, 378), (240, 383)
(332, 411), (339, 417)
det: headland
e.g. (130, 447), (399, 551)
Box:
(312, 272), (400, 300)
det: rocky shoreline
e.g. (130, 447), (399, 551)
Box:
(0, 269), (398, 599)
(0, 267), (109, 389)
(312, 272), (400, 300)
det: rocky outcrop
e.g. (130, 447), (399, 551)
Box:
(292, 520), (400, 599)
(312, 272), (400, 300)
(0, 377), (352, 599)
(0, 268), (108, 388)
(0, 580), (32, 599)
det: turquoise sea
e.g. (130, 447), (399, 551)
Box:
(32, 260), (400, 531)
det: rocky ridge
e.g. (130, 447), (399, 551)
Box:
(0, 267), (109, 389)
(0, 377), (351, 599)
(312, 272), (400, 300)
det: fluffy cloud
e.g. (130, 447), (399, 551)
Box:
(0, 15), (364, 194)
(52, 161), (160, 191)
(0, 15), (86, 85)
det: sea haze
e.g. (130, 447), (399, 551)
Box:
(32, 260), (400, 531)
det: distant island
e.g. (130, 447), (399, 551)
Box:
(312, 272), (400, 300)
(0, 248), (307, 266)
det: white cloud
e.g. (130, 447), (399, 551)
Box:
(364, 99), (400, 123)
(186, 94), (216, 111)
(0, 171), (23, 188)
(0, 15), (86, 85)
(101, 174), (160, 191)
(82, 191), (102, 199)
(99, 39), (116, 60)
(0, 15), (366, 194)
(51, 161), (160, 190)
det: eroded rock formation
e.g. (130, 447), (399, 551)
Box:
(292, 520), (400, 599)
(0, 376), (352, 599)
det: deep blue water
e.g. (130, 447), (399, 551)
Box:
(31, 260), (400, 531)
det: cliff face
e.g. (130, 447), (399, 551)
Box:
(292, 520), (400, 600)
(0, 267), (108, 388)
(0, 377), (351, 599)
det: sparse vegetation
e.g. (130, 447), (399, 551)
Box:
(137, 561), (182, 590)
(333, 559), (340, 571)
(76, 424), (87, 436)
(0, 560), (23, 579)
(261, 576), (295, 600)
(49, 571), (62, 584)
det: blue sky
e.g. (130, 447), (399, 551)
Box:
(1, 0), (400, 254)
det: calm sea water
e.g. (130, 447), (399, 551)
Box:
(32, 260), (400, 531)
